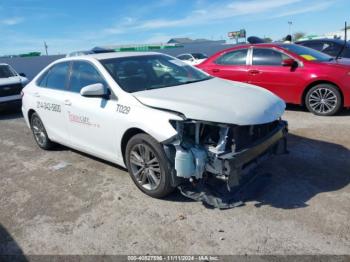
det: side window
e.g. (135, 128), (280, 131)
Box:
(215, 49), (248, 65)
(38, 62), (69, 90)
(302, 42), (324, 51)
(252, 48), (289, 66)
(69, 61), (105, 93)
(322, 42), (342, 56)
(38, 71), (49, 87)
(343, 47), (350, 58)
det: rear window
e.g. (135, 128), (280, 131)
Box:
(215, 49), (248, 65)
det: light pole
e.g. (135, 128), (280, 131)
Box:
(44, 41), (48, 56)
(288, 21), (293, 35)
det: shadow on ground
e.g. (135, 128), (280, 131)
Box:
(0, 224), (27, 261)
(285, 104), (350, 116)
(237, 133), (350, 209)
(0, 107), (23, 120)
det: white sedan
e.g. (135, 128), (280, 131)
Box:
(176, 53), (208, 65)
(22, 52), (287, 198)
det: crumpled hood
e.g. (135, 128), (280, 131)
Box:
(133, 78), (286, 125)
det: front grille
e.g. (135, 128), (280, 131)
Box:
(232, 120), (280, 151)
(0, 83), (23, 97)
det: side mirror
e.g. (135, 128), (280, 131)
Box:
(80, 83), (108, 97)
(19, 73), (26, 77)
(282, 58), (298, 67)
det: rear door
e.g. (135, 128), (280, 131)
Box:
(34, 62), (70, 143)
(203, 48), (249, 83)
(248, 47), (303, 102)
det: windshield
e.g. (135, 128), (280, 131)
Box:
(0, 65), (17, 78)
(280, 44), (332, 62)
(101, 54), (212, 93)
(192, 53), (208, 59)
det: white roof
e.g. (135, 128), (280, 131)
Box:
(59, 51), (162, 63)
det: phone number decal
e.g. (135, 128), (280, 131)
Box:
(37, 101), (61, 112)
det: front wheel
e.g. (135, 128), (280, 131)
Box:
(305, 84), (342, 116)
(125, 133), (174, 198)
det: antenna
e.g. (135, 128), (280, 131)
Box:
(335, 21), (347, 60)
(44, 41), (48, 56)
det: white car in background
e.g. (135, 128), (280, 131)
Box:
(66, 50), (94, 57)
(21, 52), (287, 200)
(176, 53), (208, 65)
(0, 63), (28, 108)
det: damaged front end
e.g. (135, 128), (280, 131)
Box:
(163, 118), (288, 208)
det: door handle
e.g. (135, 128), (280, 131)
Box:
(64, 100), (72, 106)
(34, 92), (40, 97)
(212, 68), (220, 73)
(248, 70), (260, 75)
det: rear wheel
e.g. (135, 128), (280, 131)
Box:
(305, 84), (342, 116)
(125, 133), (174, 198)
(30, 112), (54, 150)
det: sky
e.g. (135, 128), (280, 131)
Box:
(0, 0), (349, 55)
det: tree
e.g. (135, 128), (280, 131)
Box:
(293, 32), (306, 41)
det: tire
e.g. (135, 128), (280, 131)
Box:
(30, 112), (54, 150)
(125, 133), (174, 198)
(305, 84), (342, 116)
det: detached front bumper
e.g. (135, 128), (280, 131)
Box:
(226, 120), (288, 188)
(176, 120), (288, 209)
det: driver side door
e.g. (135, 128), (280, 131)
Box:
(248, 48), (303, 102)
(65, 60), (121, 162)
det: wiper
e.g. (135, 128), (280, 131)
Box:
(182, 77), (211, 85)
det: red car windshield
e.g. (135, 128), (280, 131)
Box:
(280, 44), (332, 62)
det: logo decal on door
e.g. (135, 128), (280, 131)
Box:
(68, 111), (100, 128)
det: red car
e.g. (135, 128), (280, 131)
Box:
(197, 43), (350, 116)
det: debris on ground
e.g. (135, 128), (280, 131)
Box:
(177, 214), (186, 220)
(50, 161), (71, 171)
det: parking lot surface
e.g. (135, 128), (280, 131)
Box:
(0, 107), (349, 255)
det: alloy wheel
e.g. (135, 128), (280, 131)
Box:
(308, 87), (337, 114)
(129, 143), (161, 191)
(32, 117), (47, 147)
